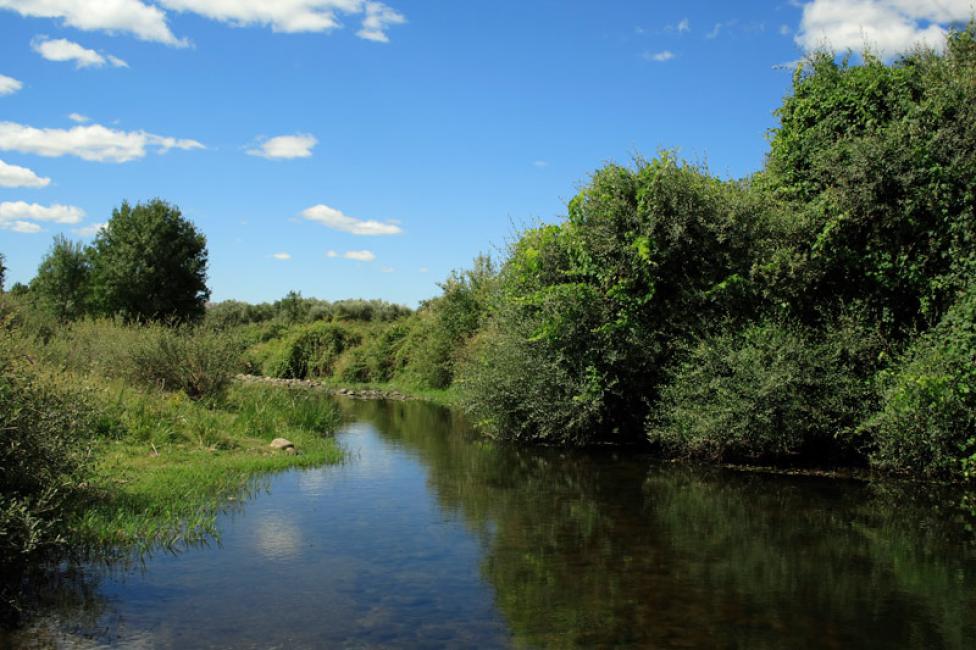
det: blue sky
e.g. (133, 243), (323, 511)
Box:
(0, 1), (970, 306)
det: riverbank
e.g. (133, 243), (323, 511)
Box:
(235, 373), (461, 408)
(74, 381), (346, 551)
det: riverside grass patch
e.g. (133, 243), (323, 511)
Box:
(74, 381), (344, 550)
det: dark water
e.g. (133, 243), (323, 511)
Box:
(6, 399), (976, 648)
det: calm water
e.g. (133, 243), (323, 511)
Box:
(6, 399), (976, 648)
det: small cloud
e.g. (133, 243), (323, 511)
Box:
(418, 266), (428, 273)
(4, 220), (42, 233)
(301, 203), (402, 236)
(321, 249), (377, 261)
(74, 222), (106, 237)
(706, 23), (722, 39)
(779, 24), (791, 36)
(0, 159), (50, 188)
(380, 265), (394, 273)
(676, 18), (690, 33)
(644, 50), (675, 62)
(0, 74), (22, 96)
(68, 113), (90, 123)
(357, 1), (406, 43)
(272, 252), (291, 260)
(31, 36), (128, 68)
(533, 160), (549, 168)
(247, 134), (317, 160)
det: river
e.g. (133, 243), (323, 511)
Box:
(6, 398), (976, 648)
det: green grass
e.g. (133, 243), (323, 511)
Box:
(72, 381), (344, 551)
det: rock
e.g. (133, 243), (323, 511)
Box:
(269, 437), (295, 451)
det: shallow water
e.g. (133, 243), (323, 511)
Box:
(7, 399), (976, 648)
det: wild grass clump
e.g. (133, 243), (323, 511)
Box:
(37, 318), (242, 400)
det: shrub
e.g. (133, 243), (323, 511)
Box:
(253, 322), (360, 379)
(648, 321), (873, 463)
(867, 285), (976, 479)
(0, 333), (97, 623)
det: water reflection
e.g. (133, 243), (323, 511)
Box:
(3, 398), (976, 648)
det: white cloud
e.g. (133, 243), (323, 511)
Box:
(779, 24), (792, 36)
(3, 220), (41, 233)
(418, 266), (428, 273)
(68, 113), (89, 123)
(380, 265), (394, 272)
(301, 203), (402, 235)
(0, 200), (84, 232)
(357, 1), (405, 42)
(247, 134), (317, 159)
(74, 222), (106, 237)
(0, 0), (186, 46)
(325, 249), (375, 261)
(0, 74), (22, 95)
(706, 23), (723, 39)
(0, 159), (50, 187)
(533, 160), (548, 168)
(32, 37), (128, 68)
(795, 0), (971, 58)
(159, 0), (405, 42)
(343, 249), (375, 262)
(677, 18), (690, 33)
(0, 121), (204, 162)
(644, 50), (675, 62)
(272, 252), (291, 260)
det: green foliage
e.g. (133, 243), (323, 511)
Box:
(249, 321), (361, 379)
(0, 253), (5, 292)
(648, 321), (876, 463)
(89, 199), (210, 323)
(760, 28), (976, 335)
(463, 155), (764, 444)
(396, 255), (496, 389)
(867, 284), (976, 479)
(29, 235), (91, 323)
(0, 334), (96, 622)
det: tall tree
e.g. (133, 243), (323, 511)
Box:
(0, 252), (6, 293)
(90, 199), (210, 322)
(30, 235), (91, 322)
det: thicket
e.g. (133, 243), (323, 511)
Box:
(455, 25), (976, 478)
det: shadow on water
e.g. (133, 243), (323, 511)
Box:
(5, 398), (976, 648)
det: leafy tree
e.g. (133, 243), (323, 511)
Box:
(90, 199), (210, 322)
(29, 235), (91, 322)
(0, 252), (6, 293)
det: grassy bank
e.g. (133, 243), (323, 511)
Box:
(75, 382), (344, 550)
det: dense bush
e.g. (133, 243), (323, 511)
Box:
(759, 29), (976, 336)
(867, 284), (976, 479)
(459, 156), (766, 444)
(0, 333), (97, 622)
(248, 322), (361, 379)
(647, 320), (876, 463)
(205, 294), (412, 329)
